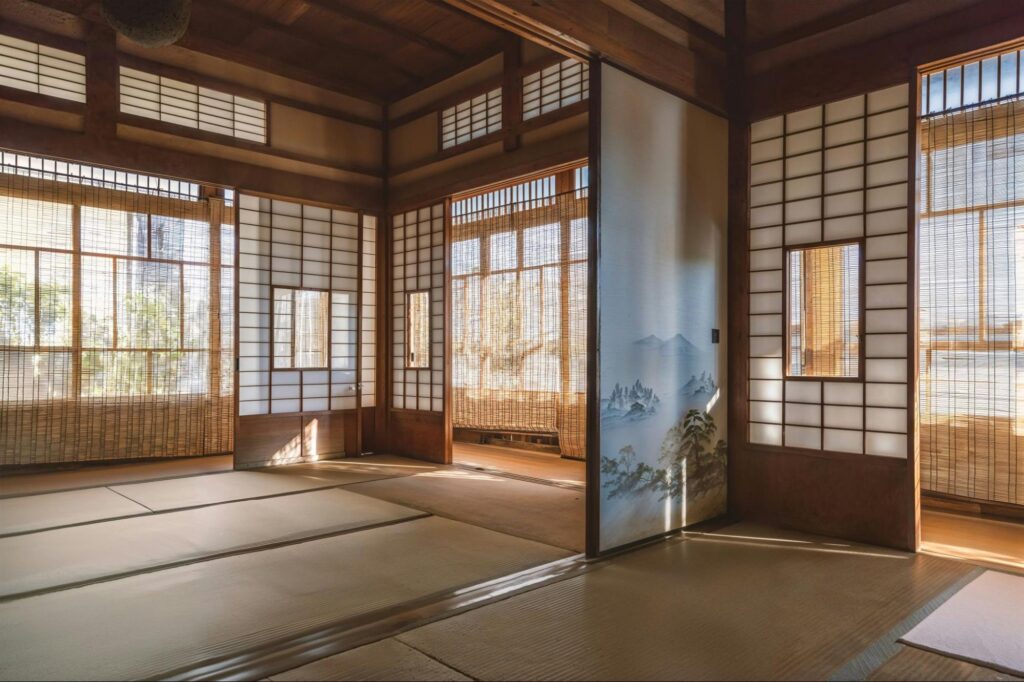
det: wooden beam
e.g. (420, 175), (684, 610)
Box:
(83, 21), (115, 139)
(748, 0), (914, 54)
(747, 0), (1024, 119)
(388, 43), (506, 103)
(501, 35), (521, 152)
(300, 0), (463, 61)
(0, 114), (382, 209)
(193, 0), (418, 85)
(22, 0), (390, 103)
(620, 0), (727, 51)
(444, 0), (726, 115)
(725, 0), (748, 520)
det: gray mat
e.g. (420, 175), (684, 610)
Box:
(900, 570), (1024, 676)
(0, 487), (149, 535)
(348, 468), (585, 551)
(0, 489), (424, 599)
(0, 516), (569, 681)
(271, 638), (470, 681)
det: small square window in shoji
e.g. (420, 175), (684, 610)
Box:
(238, 196), (369, 416)
(392, 203), (445, 412)
(441, 89), (501, 150)
(0, 33), (85, 103)
(119, 66), (266, 143)
(523, 58), (589, 120)
(747, 84), (910, 458)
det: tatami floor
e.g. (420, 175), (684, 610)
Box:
(1, 454), (1020, 681)
(273, 523), (1023, 682)
(0, 453), (584, 680)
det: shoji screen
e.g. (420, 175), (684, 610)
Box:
(236, 194), (375, 467)
(596, 64), (728, 554)
(747, 84), (911, 458)
(388, 203), (447, 462)
(0, 151), (233, 465)
(391, 204), (444, 412)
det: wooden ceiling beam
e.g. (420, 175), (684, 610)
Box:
(748, 0), (1024, 119)
(299, 0), (464, 61)
(749, 0), (915, 54)
(196, 0), (419, 83)
(388, 43), (505, 103)
(20, 0), (392, 102)
(629, 0), (727, 51)
(442, 0), (726, 114)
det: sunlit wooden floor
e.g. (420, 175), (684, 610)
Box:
(921, 508), (1024, 574)
(452, 441), (586, 486)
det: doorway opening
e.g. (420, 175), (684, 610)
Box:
(448, 164), (589, 491)
(916, 42), (1024, 571)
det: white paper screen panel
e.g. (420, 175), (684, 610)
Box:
(0, 33), (85, 103)
(747, 84), (911, 458)
(238, 194), (375, 417)
(441, 89), (501, 150)
(523, 58), (589, 121)
(119, 67), (266, 143)
(392, 203), (445, 412)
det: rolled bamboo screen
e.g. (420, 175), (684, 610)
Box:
(919, 52), (1024, 506)
(0, 151), (234, 465)
(451, 169), (588, 459)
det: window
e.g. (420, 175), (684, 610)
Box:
(522, 58), (589, 121)
(923, 45), (1023, 114)
(272, 287), (329, 369)
(786, 243), (861, 378)
(0, 152), (235, 464)
(440, 88), (502, 150)
(119, 66), (267, 143)
(0, 33), (85, 103)
(406, 290), (431, 369)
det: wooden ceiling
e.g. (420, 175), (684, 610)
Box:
(4, 0), (509, 103)
(1, 0), (1008, 106)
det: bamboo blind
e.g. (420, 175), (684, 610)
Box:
(787, 243), (860, 377)
(450, 169), (588, 459)
(0, 151), (234, 465)
(919, 92), (1024, 506)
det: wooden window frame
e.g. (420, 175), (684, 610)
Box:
(783, 238), (866, 382)
(270, 285), (331, 372)
(404, 288), (432, 370)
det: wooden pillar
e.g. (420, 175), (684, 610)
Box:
(85, 24), (117, 140)
(502, 35), (522, 153)
(725, 0), (750, 504)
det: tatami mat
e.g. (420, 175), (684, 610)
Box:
(0, 455), (233, 498)
(111, 468), (377, 511)
(0, 516), (569, 681)
(0, 487), (149, 535)
(348, 468), (585, 552)
(271, 638), (470, 681)
(0, 489), (424, 599)
(396, 523), (976, 681)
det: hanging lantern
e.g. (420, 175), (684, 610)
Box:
(100, 0), (191, 48)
